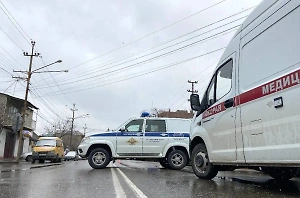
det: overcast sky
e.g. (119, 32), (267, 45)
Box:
(0, 0), (262, 135)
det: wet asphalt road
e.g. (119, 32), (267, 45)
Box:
(1, 160), (300, 198)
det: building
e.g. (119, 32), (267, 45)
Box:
(158, 109), (193, 119)
(0, 93), (38, 160)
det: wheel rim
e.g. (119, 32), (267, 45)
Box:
(92, 152), (106, 165)
(171, 153), (183, 166)
(194, 151), (209, 173)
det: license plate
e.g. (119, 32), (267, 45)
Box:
(39, 154), (46, 156)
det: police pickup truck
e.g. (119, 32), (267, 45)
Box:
(78, 117), (191, 170)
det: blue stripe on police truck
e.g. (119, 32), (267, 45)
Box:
(90, 132), (189, 137)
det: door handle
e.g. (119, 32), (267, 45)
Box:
(224, 98), (234, 108)
(203, 117), (214, 123)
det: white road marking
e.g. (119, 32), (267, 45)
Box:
(113, 164), (148, 198)
(111, 167), (127, 198)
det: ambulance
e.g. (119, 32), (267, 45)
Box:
(189, 0), (300, 180)
(78, 116), (191, 170)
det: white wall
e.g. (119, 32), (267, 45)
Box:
(23, 138), (30, 153)
(13, 136), (30, 157)
(0, 129), (7, 158)
(14, 136), (19, 157)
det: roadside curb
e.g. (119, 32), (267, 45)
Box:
(29, 163), (62, 169)
(0, 161), (19, 164)
(0, 163), (62, 173)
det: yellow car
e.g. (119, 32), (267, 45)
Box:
(32, 137), (64, 163)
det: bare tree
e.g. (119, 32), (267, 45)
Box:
(43, 118), (76, 138)
(43, 118), (83, 150)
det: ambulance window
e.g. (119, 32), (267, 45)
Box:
(207, 77), (215, 107)
(125, 119), (143, 132)
(216, 59), (233, 101)
(145, 120), (166, 132)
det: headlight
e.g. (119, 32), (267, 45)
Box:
(81, 136), (90, 143)
(49, 150), (55, 154)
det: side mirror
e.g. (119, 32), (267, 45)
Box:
(119, 126), (126, 132)
(190, 94), (201, 111)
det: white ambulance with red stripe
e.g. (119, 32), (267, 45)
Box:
(189, 0), (300, 180)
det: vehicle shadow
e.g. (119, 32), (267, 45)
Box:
(231, 177), (300, 194)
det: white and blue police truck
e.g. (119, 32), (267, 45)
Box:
(78, 116), (191, 170)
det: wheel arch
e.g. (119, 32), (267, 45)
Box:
(190, 136), (205, 154)
(164, 145), (189, 162)
(86, 144), (113, 158)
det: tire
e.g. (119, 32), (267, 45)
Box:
(31, 159), (35, 164)
(88, 148), (111, 169)
(295, 168), (300, 177)
(57, 158), (62, 163)
(191, 143), (218, 180)
(39, 159), (45, 163)
(268, 168), (297, 180)
(159, 158), (170, 168)
(26, 155), (33, 162)
(167, 150), (187, 170)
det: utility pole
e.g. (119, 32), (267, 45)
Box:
(15, 41), (38, 161)
(187, 80), (198, 102)
(13, 41), (66, 161)
(187, 80), (198, 94)
(70, 104), (78, 149)
(83, 124), (87, 136)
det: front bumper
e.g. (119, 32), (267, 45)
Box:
(32, 153), (58, 160)
(77, 143), (89, 158)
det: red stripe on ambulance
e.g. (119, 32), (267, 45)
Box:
(202, 69), (300, 119)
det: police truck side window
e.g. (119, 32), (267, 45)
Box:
(145, 120), (166, 132)
(125, 119), (143, 132)
(216, 60), (233, 101)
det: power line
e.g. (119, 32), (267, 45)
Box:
(0, 1), (31, 43)
(29, 88), (66, 120)
(162, 60), (217, 108)
(67, 0), (227, 70)
(0, 0), (72, 108)
(169, 91), (188, 109)
(3, 80), (16, 93)
(34, 27), (237, 90)
(0, 44), (24, 68)
(42, 11), (250, 84)
(36, 47), (226, 97)
(56, 17), (245, 84)
(39, 56), (72, 103)
(53, 6), (254, 83)
(0, 4), (71, 121)
(0, 26), (24, 50)
(35, 111), (54, 126)
(30, 86), (68, 119)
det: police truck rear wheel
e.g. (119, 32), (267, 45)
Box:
(88, 148), (111, 169)
(191, 144), (218, 180)
(167, 150), (187, 170)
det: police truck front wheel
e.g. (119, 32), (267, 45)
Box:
(167, 150), (187, 170)
(88, 148), (111, 169)
(191, 144), (218, 180)
(159, 158), (170, 169)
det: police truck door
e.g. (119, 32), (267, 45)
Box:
(116, 119), (144, 156)
(143, 119), (169, 156)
